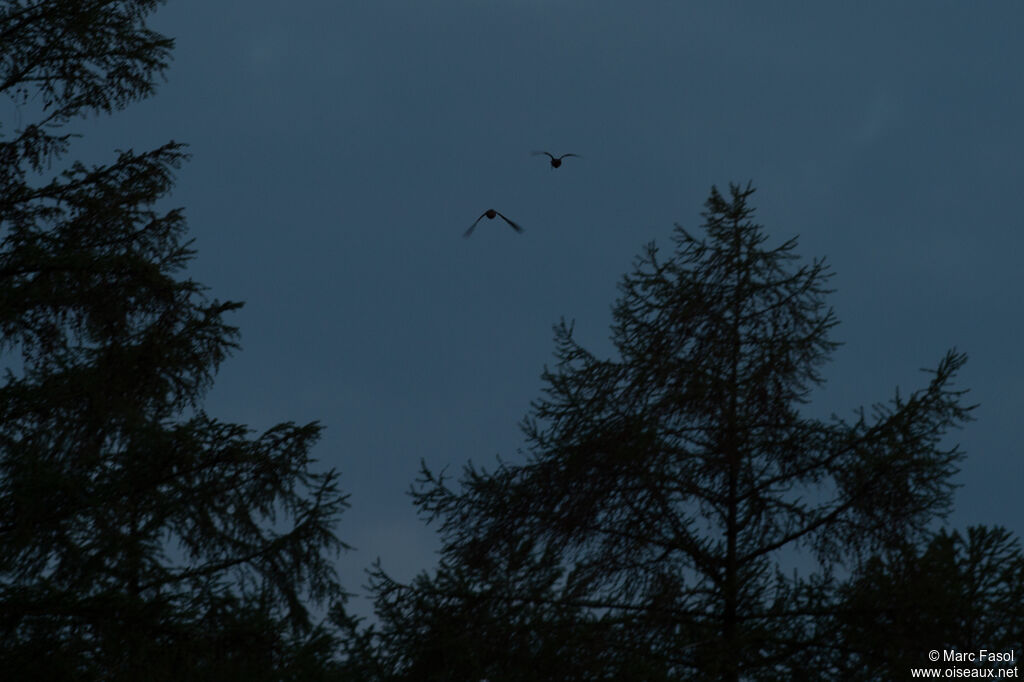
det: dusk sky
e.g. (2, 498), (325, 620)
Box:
(58, 1), (1024, 617)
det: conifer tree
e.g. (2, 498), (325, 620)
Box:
(825, 525), (1024, 680)
(378, 183), (974, 681)
(0, 2), (349, 678)
(336, 532), (667, 681)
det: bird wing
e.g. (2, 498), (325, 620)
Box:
(559, 153), (580, 159)
(531, 151), (555, 159)
(495, 211), (524, 233)
(464, 212), (487, 238)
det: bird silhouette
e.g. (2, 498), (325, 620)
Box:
(532, 151), (580, 168)
(464, 209), (524, 238)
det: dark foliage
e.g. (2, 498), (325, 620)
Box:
(335, 525), (673, 681)
(1, 2), (349, 678)
(825, 525), (1024, 680)
(361, 183), (977, 681)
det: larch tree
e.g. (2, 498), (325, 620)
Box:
(0, 2), (349, 679)
(371, 183), (975, 681)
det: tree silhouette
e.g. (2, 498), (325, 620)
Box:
(823, 525), (1024, 680)
(335, 531), (671, 681)
(0, 2), (348, 679)
(368, 183), (975, 681)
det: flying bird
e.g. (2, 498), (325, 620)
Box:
(464, 209), (524, 238)
(532, 151), (580, 168)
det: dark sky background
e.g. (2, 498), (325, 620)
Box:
(56, 1), (1023, 617)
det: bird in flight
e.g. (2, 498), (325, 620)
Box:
(532, 151), (580, 169)
(464, 209), (524, 238)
